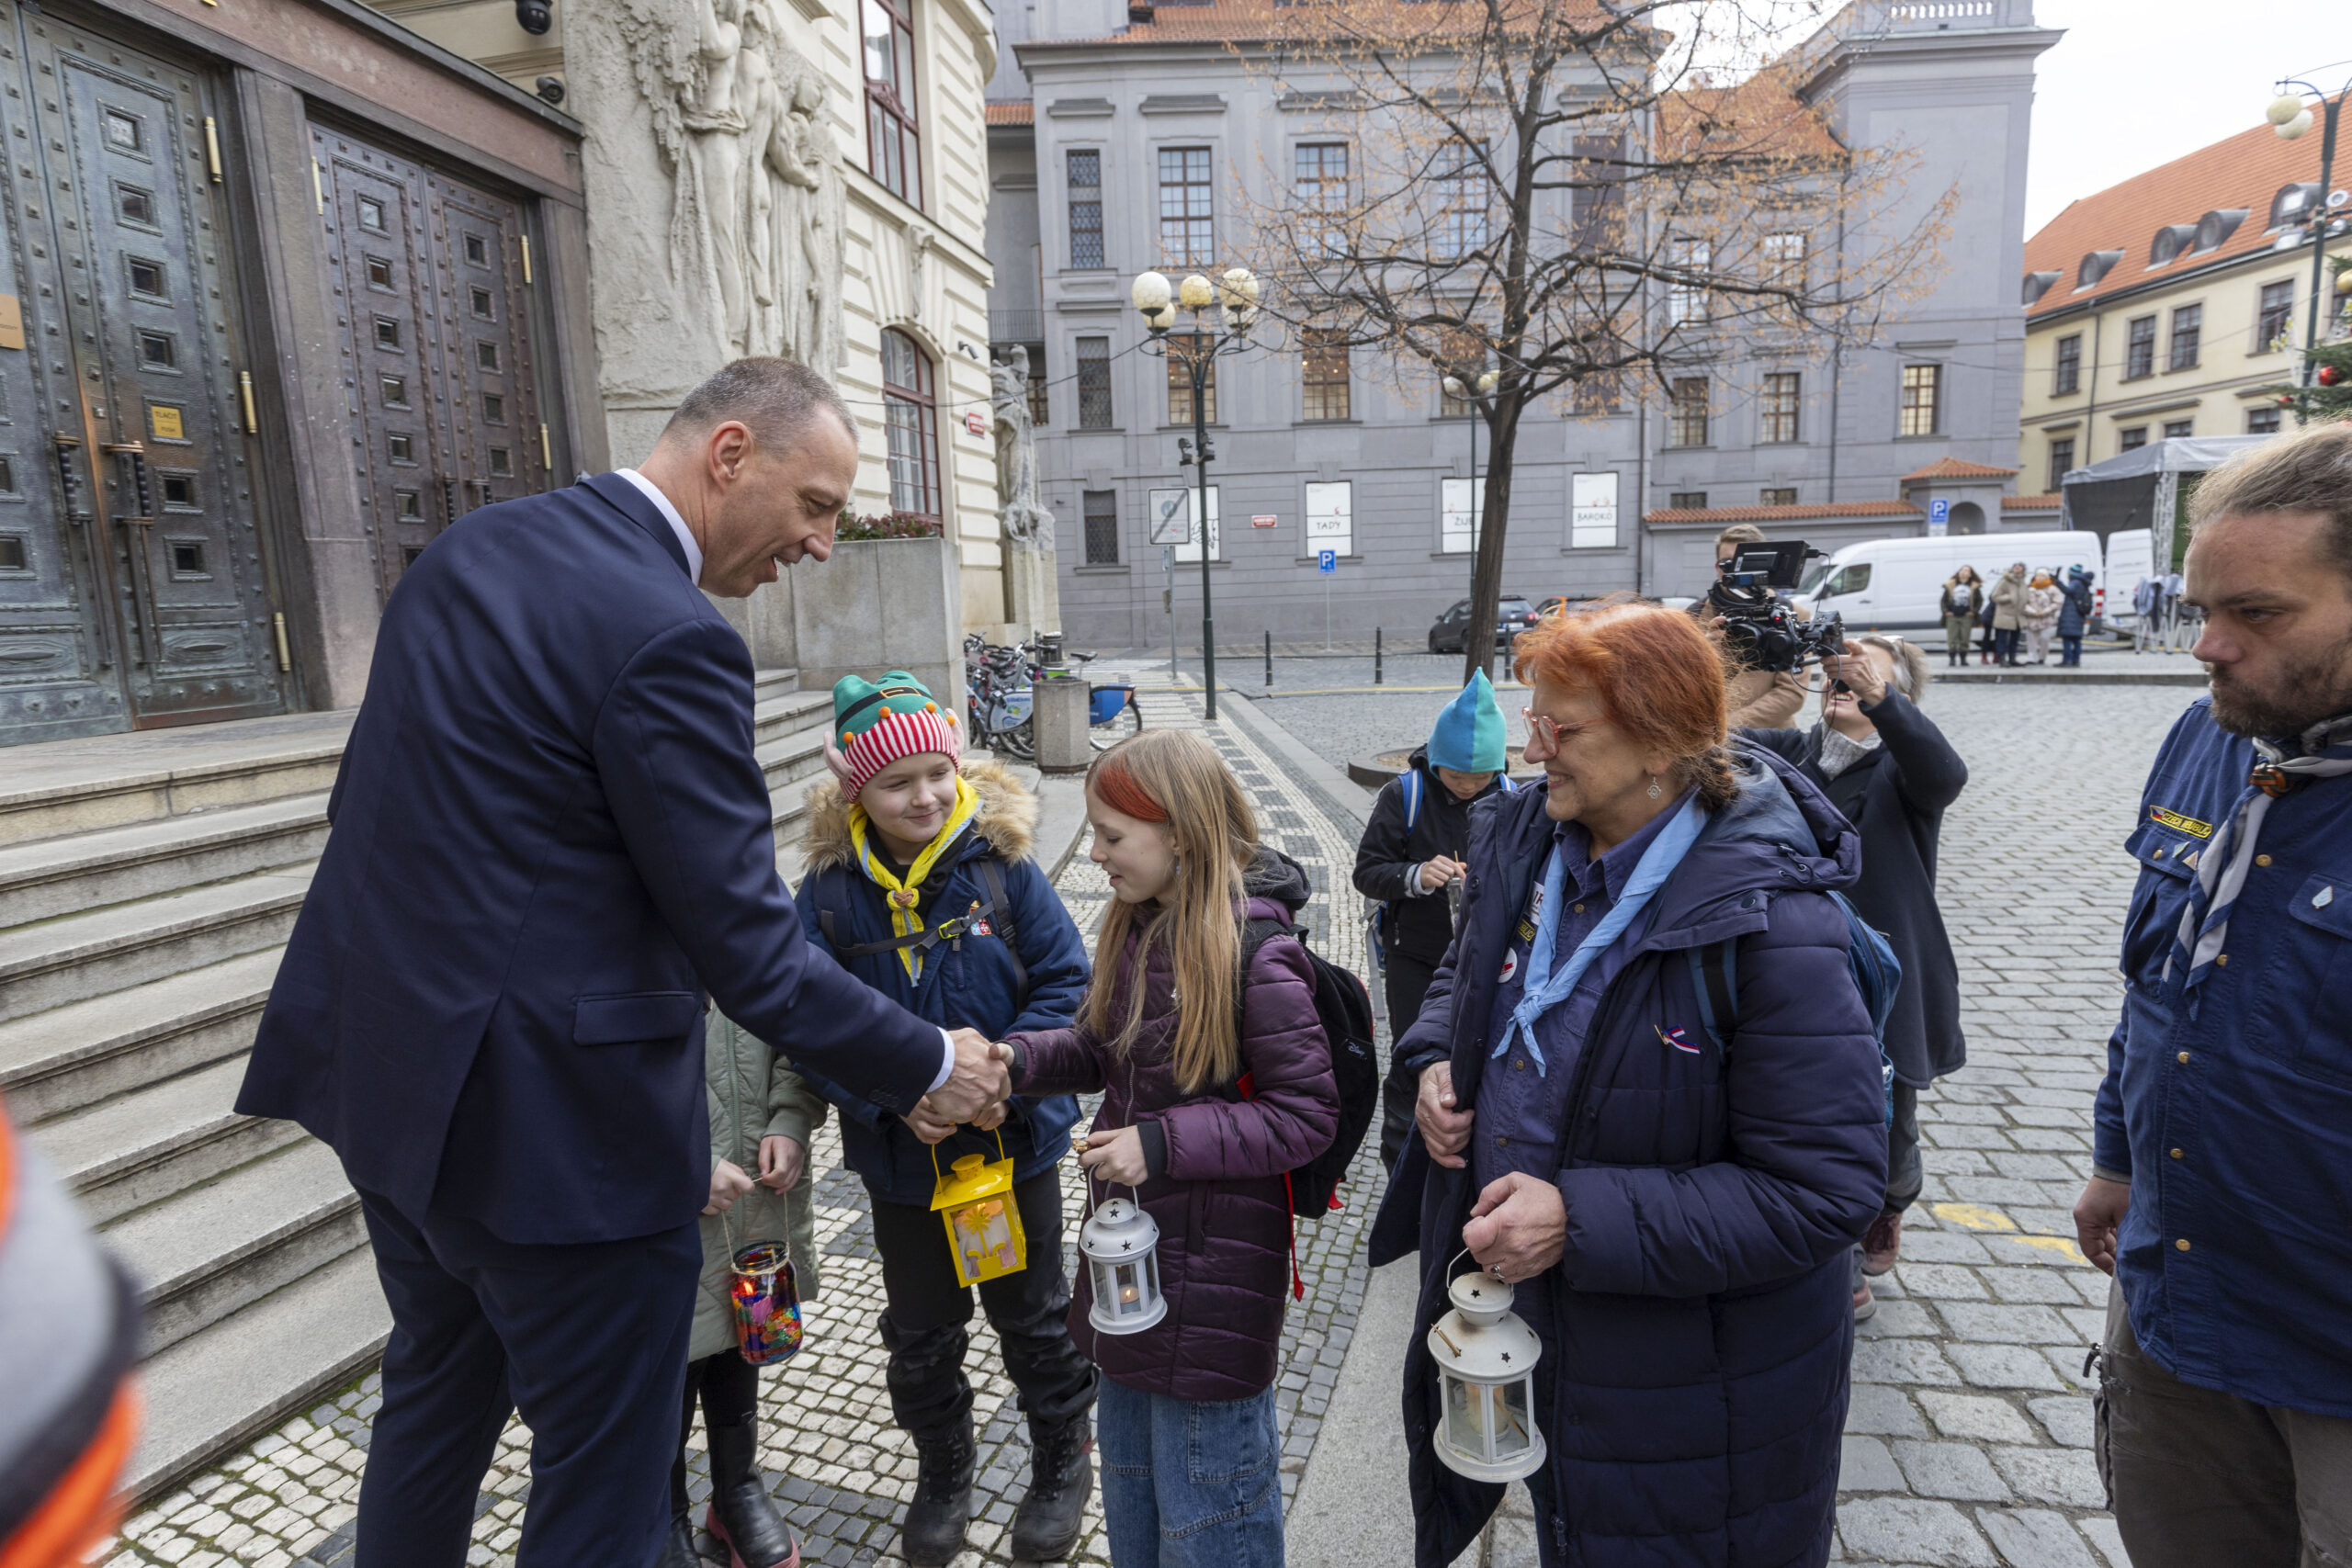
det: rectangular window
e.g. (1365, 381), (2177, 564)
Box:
(1570, 472), (1618, 549)
(863, 0), (922, 206)
(2257, 279), (2295, 348)
(1167, 333), (1216, 424)
(2168, 304), (2202, 371)
(1305, 479), (1352, 556)
(1761, 231), (1806, 285)
(1295, 143), (1348, 260)
(1083, 489), (1119, 564)
(1158, 148), (1214, 268)
(1899, 364), (1941, 436)
(2047, 436), (2075, 492)
(1759, 486), (1796, 506)
(1760, 371), (1801, 444)
(2247, 405), (2282, 434)
(1436, 141), (1487, 260)
(2124, 315), (2155, 378)
(1068, 150), (1103, 269)
(1302, 329), (1350, 422)
(1668, 491), (1708, 510)
(1154, 484), (1221, 562)
(2054, 333), (2082, 395)
(1077, 337), (1113, 429)
(1024, 347), (1049, 427)
(2120, 425), (2149, 452)
(2163, 418), (2193, 439)
(1668, 378), (1709, 447)
(1668, 237), (1712, 326)
(1440, 477), (1483, 553)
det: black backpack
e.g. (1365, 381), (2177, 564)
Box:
(1227, 913), (1379, 1219)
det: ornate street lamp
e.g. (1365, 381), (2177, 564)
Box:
(1135, 265), (1260, 719)
(2268, 74), (2351, 394)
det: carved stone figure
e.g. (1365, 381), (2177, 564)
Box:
(991, 346), (1053, 550)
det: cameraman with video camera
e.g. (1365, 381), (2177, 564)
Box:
(1695, 524), (1809, 728)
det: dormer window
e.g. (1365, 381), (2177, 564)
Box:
(2075, 250), (2122, 291)
(2271, 182), (2320, 229)
(2148, 224), (2196, 267)
(2021, 270), (2059, 306)
(2190, 209), (2248, 254)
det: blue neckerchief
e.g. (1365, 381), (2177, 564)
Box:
(1494, 794), (1706, 1076)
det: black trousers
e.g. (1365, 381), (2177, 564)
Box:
(669, 1349), (760, 1515)
(1379, 953), (1442, 1171)
(1884, 1080), (1923, 1215)
(353, 1187), (699, 1568)
(869, 1166), (1096, 1439)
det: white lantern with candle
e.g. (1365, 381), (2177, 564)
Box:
(1079, 1196), (1167, 1335)
(1427, 1266), (1545, 1483)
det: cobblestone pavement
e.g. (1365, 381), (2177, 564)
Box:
(93, 682), (1392, 1568)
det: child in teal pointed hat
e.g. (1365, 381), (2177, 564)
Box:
(1426, 670), (1507, 774)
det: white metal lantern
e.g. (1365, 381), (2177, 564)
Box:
(1080, 1197), (1167, 1335)
(1427, 1266), (1545, 1483)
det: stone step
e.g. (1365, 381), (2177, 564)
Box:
(752, 685), (828, 749)
(26, 1055), (304, 1224)
(125, 1243), (391, 1505)
(0, 793), (328, 928)
(0, 712), (352, 850)
(0, 865), (311, 1024)
(106, 1137), (365, 1356)
(0, 949), (278, 1126)
(752, 667), (800, 702)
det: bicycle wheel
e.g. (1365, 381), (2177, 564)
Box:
(999, 716), (1036, 761)
(1091, 692), (1144, 751)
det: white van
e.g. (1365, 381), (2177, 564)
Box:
(1793, 532), (2085, 635)
(2098, 527), (2154, 634)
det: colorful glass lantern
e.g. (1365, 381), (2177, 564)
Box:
(932, 1148), (1029, 1289)
(729, 1241), (803, 1367)
(1427, 1266), (1545, 1483)
(1080, 1196), (1166, 1335)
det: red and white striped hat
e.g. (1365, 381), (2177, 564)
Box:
(827, 671), (961, 798)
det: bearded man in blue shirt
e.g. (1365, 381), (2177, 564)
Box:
(2074, 420), (2352, 1566)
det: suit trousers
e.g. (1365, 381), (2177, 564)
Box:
(353, 1187), (700, 1568)
(2098, 1281), (2352, 1567)
(1379, 953), (1442, 1171)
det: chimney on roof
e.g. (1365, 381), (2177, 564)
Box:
(1129, 0), (1154, 20)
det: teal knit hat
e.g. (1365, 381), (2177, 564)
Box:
(1427, 671), (1506, 773)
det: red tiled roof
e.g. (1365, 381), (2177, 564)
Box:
(985, 101), (1035, 126)
(1902, 456), (2018, 481)
(2022, 97), (2344, 321)
(1642, 500), (1922, 525)
(2003, 492), (2063, 510)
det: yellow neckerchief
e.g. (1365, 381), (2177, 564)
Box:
(847, 773), (981, 980)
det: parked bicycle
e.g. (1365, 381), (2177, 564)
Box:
(960, 635), (1142, 760)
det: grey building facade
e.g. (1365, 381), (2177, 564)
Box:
(987, 0), (2059, 651)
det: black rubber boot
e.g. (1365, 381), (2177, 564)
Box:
(656, 1510), (701, 1568)
(1009, 1413), (1094, 1562)
(902, 1417), (977, 1566)
(704, 1421), (800, 1568)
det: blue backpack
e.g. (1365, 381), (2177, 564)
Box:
(1684, 891), (1900, 1123)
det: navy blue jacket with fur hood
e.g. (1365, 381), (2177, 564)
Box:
(1370, 743), (1887, 1568)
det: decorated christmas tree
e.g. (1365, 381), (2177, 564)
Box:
(2272, 254), (2352, 425)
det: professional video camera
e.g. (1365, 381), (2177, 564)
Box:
(1704, 540), (1847, 673)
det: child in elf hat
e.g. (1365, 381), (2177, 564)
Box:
(778, 671), (1097, 1566)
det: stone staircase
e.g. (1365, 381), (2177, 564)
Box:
(0, 670), (837, 1503)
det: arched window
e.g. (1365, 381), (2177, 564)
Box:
(881, 329), (940, 522)
(2074, 250), (2121, 291)
(2189, 209), (2247, 254)
(2147, 224), (2195, 267)
(2272, 182), (2320, 229)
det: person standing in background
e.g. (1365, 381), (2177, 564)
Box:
(1696, 523), (1809, 728)
(2057, 564), (2096, 667)
(1354, 674), (1514, 1169)
(1991, 562), (2030, 667)
(2022, 570), (2065, 665)
(1940, 567), (1984, 669)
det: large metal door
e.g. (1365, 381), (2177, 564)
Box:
(16, 7), (284, 731)
(313, 125), (546, 601)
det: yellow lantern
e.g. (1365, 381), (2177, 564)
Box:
(931, 1140), (1028, 1288)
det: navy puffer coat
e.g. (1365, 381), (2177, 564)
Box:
(1369, 745), (1888, 1568)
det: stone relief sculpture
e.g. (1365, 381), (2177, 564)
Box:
(613, 0), (846, 368)
(991, 346), (1054, 551)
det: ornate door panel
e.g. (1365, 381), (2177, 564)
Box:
(312, 125), (546, 602)
(19, 9), (283, 729)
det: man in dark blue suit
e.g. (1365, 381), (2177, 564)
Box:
(236, 358), (1012, 1567)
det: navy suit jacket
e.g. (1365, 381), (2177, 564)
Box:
(236, 473), (944, 1244)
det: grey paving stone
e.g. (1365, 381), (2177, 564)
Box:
(1947, 1343), (2069, 1391)
(1935, 1302), (2081, 1345)
(2028, 1395), (2097, 1449)
(1991, 1446), (2108, 1507)
(2079, 1514), (2132, 1567)
(1917, 1392), (2038, 1444)
(1852, 1338), (1964, 1386)
(1891, 1441), (2012, 1502)
(1844, 1383), (1930, 1438)
(1838, 1435), (1907, 1494)
(1835, 1497), (2000, 1567)
(1977, 1506), (2099, 1568)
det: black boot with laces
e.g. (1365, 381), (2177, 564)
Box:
(1009, 1412), (1094, 1562)
(901, 1416), (978, 1566)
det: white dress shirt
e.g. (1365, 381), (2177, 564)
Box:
(609, 468), (956, 1095)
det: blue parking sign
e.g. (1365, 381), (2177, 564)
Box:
(1928, 498), (1951, 536)
(1317, 549), (1337, 573)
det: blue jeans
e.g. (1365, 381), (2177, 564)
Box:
(1097, 1379), (1284, 1568)
(2061, 635), (2083, 665)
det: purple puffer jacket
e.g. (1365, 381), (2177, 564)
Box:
(1008, 851), (1339, 1401)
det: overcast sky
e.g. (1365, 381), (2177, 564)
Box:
(2022, 2), (2347, 235)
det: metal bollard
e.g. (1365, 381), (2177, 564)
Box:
(1374, 626), (1384, 685)
(1264, 629), (1273, 690)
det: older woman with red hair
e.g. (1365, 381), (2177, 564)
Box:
(1368, 596), (1888, 1568)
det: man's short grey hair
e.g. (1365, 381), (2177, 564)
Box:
(1849, 633), (1930, 704)
(661, 356), (857, 457)
(2190, 417), (2352, 586)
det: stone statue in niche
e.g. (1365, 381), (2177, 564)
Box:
(615, 0), (845, 367)
(991, 347), (1053, 551)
